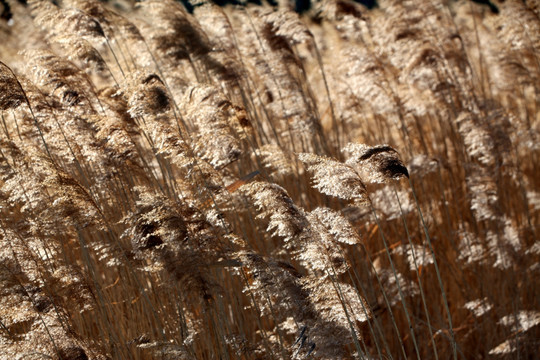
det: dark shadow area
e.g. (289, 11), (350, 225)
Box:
(471, 0), (500, 14)
(175, 0), (378, 14)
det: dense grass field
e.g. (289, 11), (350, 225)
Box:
(0, 0), (538, 358)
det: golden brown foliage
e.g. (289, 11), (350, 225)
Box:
(0, 0), (538, 359)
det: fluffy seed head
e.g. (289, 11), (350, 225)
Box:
(344, 143), (409, 183)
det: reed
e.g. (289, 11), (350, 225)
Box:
(0, 0), (538, 358)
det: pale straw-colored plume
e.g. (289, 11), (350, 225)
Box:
(298, 152), (369, 204)
(343, 143), (409, 183)
(241, 181), (309, 243)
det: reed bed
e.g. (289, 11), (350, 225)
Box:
(0, 0), (538, 358)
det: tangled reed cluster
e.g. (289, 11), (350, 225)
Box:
(0, 0), (538, 358)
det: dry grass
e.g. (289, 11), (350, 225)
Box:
(0, 0), (538, 359)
